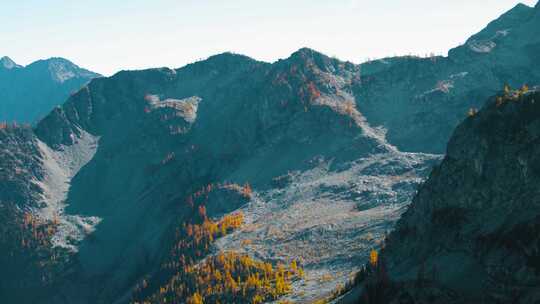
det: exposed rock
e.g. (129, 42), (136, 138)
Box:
(376, 91), (540, 303)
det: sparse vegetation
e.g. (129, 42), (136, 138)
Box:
(0, 204), (68, 295)
(497, 83), (532, 107)
(130, 181), (303, 304)
(131, 211), (303, 304)
(468, 108), (478, 117)
(0, 121), (31, 130)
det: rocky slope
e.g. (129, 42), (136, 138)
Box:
(0, 56), (100, 123)
(340, 89), (540, 303)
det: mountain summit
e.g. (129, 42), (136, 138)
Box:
(28, 57), (99, 84)
(0, 56), (20, 69)
(0, 57), (100, 123)
(354, 1), (540, 153)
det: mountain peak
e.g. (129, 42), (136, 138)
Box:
(508, 2), (533, 13)
(177, 51), (262, 76)
(282, 47), (335, 72)
(206, 51), (252, 61)
(291, 47), (320, 56)
(281, 47), (357, 77)
(288, 47), (328, 62)
(448, 1), (536, 59)
(26, 57), (101, 83)
(0, 56), (21, 69)
(201, 52), (259, 67)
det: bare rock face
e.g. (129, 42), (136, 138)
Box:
(380, 90), (540, 303)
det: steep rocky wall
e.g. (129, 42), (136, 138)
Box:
(381, 90), (540, 302)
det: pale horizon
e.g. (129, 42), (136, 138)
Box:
(2, 0), (537, 76)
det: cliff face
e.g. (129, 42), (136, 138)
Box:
(380, 90), (540, 302)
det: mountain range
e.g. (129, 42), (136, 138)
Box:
(0, 2), (539, 303)
(0, 56), (100, 123)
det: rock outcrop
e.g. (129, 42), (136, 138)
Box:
(365, 90), (540, 303)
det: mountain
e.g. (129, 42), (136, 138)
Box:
(0, 57), (100, 123)
(0, 50), (438, 303)
(355, 2), (540, 153)
(339, 89), (540, 303)
(1, 2), (539, 303)
(0, 56), (21, 69)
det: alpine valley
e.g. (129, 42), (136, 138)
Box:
(1, 2), (539, 304)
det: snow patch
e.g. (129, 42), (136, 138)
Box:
(33, 128), (101, 252)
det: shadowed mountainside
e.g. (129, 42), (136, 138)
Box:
(338, 89), (540, 304)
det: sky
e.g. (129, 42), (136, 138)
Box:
(1, 0), (537, 76)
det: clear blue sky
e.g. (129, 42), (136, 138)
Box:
(1, 0), (537, 75)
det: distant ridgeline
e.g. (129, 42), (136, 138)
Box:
(0, 56), (100, 123)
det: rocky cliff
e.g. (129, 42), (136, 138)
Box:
(342, 89), (540, 303)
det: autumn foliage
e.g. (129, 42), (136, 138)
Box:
(496, 83), (532, 107)
(130, 180), (301, 303)
(140, 251), (302, 304)
(370, 249), (379, 267)
(131, 210), (303, 304)
(0, 205), (67, 292)
(0, 121), (30, 130)
(307, 81), (321, 101)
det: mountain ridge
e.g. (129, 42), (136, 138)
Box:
(1, 2), (540, 303)
(0, 56), (101, 123)
(0, 56), (21, 69)
(1, 45), (436, 303)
